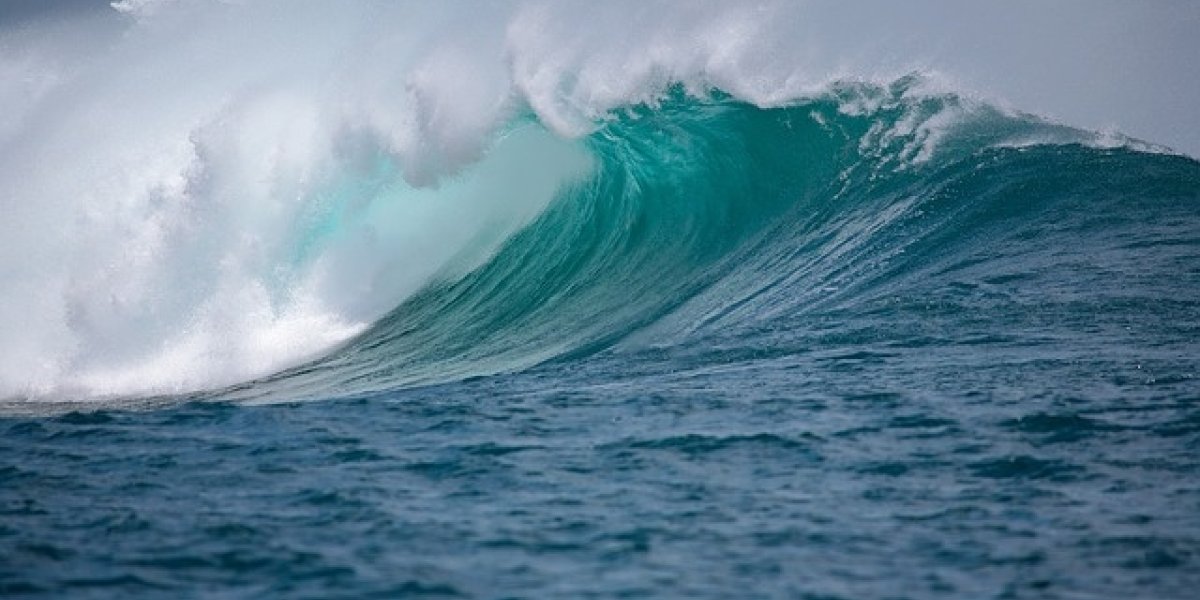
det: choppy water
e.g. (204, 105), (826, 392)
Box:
(3, 3), (1200, 598)
(4, 355), (1200, 598)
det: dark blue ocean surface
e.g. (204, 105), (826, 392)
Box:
(4, 356), (1200, 598)
(3, 86), (1200, 598)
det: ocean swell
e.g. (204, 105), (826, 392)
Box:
(217, 81), (1199, 404)
(0, 1), (1195, 405)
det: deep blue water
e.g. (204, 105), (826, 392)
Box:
(3, 84), (1200, 598)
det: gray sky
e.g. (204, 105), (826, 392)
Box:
(0, 0), (108, 22)
(799, 1), (1200, 155)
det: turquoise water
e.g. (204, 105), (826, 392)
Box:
(3, 81), (1200, 598)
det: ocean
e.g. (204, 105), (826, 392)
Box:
(2, 2), (1199, 598)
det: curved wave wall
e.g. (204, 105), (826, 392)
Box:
(0, 1), (1197, 406)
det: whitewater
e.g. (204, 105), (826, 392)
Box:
(1, 1), (1199, 598)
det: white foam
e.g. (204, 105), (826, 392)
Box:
(0, 1), (600, 399)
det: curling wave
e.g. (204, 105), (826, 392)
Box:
(214, 79), (1200, 403)
(0, 1), (1196, 406)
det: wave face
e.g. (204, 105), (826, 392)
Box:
(3, 70), (1200, 403)
(203, 78), (1197, 405)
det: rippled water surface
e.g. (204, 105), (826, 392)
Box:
(4, 308), (1199, 598)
